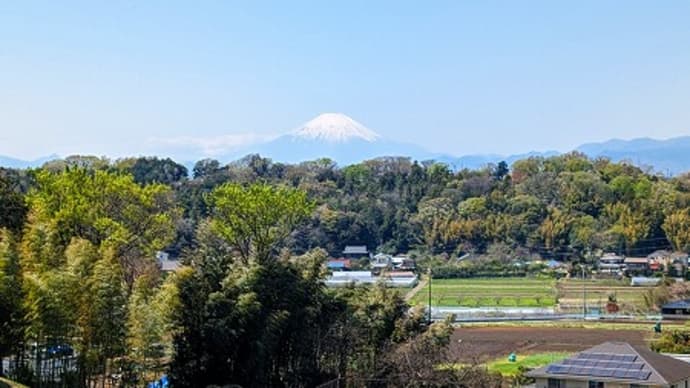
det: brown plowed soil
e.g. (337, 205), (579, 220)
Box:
(451, 326), (650, 362)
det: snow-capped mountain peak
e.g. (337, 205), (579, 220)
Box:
(291, 113), (381, 143)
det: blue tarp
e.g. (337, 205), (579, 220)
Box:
(148, 375), (169, 388)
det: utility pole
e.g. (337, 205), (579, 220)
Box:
(427, 267), (432, 324)
(582, 265), (587, 320)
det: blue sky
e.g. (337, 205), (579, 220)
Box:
(1, 1), (690, 159)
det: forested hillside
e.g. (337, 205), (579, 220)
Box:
(1, 152), (690, 386)
(181, 153), (690, 261)
(5, 152), (690, 261)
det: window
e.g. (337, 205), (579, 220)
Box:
(630, 384), (643, 388)
(547, 379), (563, 388)
(588, 382), (604, 388)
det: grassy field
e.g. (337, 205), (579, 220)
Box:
(556, 278), (649, 314)
(409, 277), (557, 307)
(408, 276), (656, 313)
(487, 352), (570, 376)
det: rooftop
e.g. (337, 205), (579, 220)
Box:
(527, 342), (690, 385)
(663, 299), (690, 309)
(327, 259), (351, 269)
(160, 259), (181, 272)
(343, 245), (369, 254)
(624, 257), (649, 264)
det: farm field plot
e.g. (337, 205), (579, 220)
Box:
(450, 326), (649, 363)
(557, 278), (650, 314)
(409, 277), (556, 307)
(487, 352), (570, 376)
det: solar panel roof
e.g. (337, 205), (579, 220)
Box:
(575, 352), (637, 362)
(562, 358), (644, 370)
(528, 341), (690, 385)
(545, 363), (651, 381)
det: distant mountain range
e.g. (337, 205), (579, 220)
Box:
(575, 137), (690, 175)
(2, 114), (690, 175)
(0, 154), (59, 169)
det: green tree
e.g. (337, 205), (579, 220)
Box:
(606, 202), (650, 254)
(24, 169), (179, 284)
(539, 207), (571, 251)
(0, 176), (27, 233)
(663, 209), (690, 252)
(0, 230), (24, 375)
(117, 157), (189, 185)
(208, 183), (314, 264)
(413, 197), (455, 253)
(125, 274), (179, 385)
(79, 253), (127, 387)
(172, 184), (329, 387)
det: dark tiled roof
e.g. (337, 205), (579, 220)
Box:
(527, 342), (690, 385)
(663, 299), (690, 309)
(636, 345), (690, 384)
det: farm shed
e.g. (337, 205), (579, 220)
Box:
(630, 277), (661, 287)
(662, 299), (690, 320)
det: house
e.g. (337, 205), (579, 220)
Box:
(648, 249), (672, 261)
(327, 258), (352, 271)
(392, 256), (416, 270)
(342, 245), (371, 259)
(156, 251), (180, 272)
(159, 258), (181, 272)
(662, 299), (690, 320)
(648, 250), (687, 274)
(670, 252), (689, 276)
(371, 254), (392, 275)
(624, 257), (650, 274)
(648, 250), (672, 270)
(598, 253), (624, 274)
(527, 341), (690, 388)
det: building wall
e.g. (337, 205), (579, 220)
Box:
(534, 378), (587, 388)
(604, 383), (632, 388)
(662, 313), (690, 320)
(534, 377), (665, 388)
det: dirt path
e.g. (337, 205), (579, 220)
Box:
(405, 276), (428, 302)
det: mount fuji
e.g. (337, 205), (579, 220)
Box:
(4, 113), (690, 175)
(240, 113), (434, 165)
